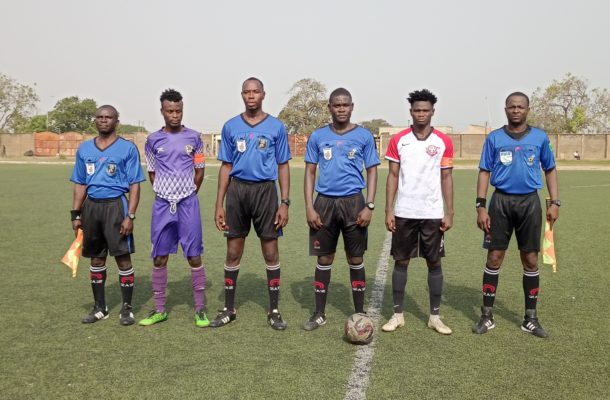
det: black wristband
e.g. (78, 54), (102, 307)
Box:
(475, 197), (486, 209)
(71, 210), (81, 221)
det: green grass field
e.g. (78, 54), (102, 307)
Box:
(0, 164), (609, 400)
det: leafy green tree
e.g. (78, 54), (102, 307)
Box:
(48, 96), (97, 133)
(590, 88), (610, 132)
(278, 78), (329, 135)
(0, 73), (39, 133)
(118, 124), (147, 134)
(13, 114), (48, 133)
(529, 73), (591, 133)
(359, 118), (391, 135)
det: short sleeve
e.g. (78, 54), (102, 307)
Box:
(70, 147), (87, 184)
(193, 134), (205, 168)
(217, 123), (234, 163)
(144, 137), (156, 172)
(304, 132), (319, 164)
(362, 132), (380, 168)
(385, 135), (400, 162)
(440, 134), (454, 169)
(275, 122), (292, 164)
(539, 134), (556, 171)
(478, 135), (495, 171)
(126, 144), (146, 184)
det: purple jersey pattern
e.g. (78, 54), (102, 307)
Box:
(145, 127), (204, 202)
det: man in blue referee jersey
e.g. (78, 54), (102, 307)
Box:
(212, 77), (291, 330)
(70, 105), (145, 325)
(302, 88), (380, 331)
(473, 92), (559, 338)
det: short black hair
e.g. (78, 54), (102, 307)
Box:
(97, 104), (119, 118)
(160, 88), (183, 103)
(407, 89), (437, 105)
(329, 87), (352, 103)
(243, 77), (264, 90)
(505, 91), (530, 106)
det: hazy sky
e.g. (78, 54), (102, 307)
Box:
(2, 0), (609, 132)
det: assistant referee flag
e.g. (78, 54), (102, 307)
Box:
(61, 229), (83, 278)
(542, 220), (557, 273)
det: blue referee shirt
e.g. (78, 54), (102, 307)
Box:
(479, 126), (556, 195)
(218, 114), (292, 182)
(70, 137), (145, 199)
(305, 124), (380, 197)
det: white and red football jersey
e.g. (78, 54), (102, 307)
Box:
(385, 127), (453, 219)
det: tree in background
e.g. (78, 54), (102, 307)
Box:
(529, 73), (610, 133)
(48, 96), (97, 133)
(278, 78), (329, 135)
(0, 73), (39, 133)
(117, 123), (147, 134)
(360, 118), (391, 135)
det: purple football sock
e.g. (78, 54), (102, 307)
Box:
(191, 265), (206, 313)
(152, 266), (168, 313)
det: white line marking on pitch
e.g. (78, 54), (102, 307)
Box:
(344, 231), (392, 400)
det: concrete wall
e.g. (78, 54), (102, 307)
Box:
(2, 132), (610, 160)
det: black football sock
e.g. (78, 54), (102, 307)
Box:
(314, 264), (331, 314)
(523, 269), (540, 310)
(119, 267), (135, 305)
(427, 265), (443, 315)
(392, 262), (409, 313)
(223, 264), (240, 311)
(482, 266), (500, 308)
(266, 263), (281, 311)
(89, 265), (107, 309)
(349, 263), (366, 314)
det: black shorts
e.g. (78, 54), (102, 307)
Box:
(487, 191), (542, 252)
(391, 217), (445, 261)
(225, 178), (281, 240)
(309, 193), (367, 257)
(81, 196), (134, 258)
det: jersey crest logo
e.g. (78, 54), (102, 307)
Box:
(185, 144), (194, 155)
(156, 147), (165, 153)
(258, 138), (267, 149)
(107, 163), (117, 176)
(323, 147), (332, 160)
(426, 145), (439, 156)
(526, 154), (535, 166)
(347, 148), (357, 160)
(237, 139), (246, 153)
(500, 151), (513, 165)
(86, 163), (95, 175)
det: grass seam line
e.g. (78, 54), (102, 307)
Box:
(344, 231), (392, 400)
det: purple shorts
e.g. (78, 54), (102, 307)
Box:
(151, 194), (203, 258)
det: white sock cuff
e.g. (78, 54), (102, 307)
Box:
(119, 268), (134, 276)
(349, 263), (364, 270)
(316, 264), (332, 271)
(523, 269), (540, 277)
(266, 263), (280, 270)
(224, 264), (240, 272)
(90, 265), (107, 272)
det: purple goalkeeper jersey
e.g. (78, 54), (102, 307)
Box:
(145, 126), (205, 202)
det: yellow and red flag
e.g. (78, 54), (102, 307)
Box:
(541, 220), (557, 272)
(61, 229), (83, 278)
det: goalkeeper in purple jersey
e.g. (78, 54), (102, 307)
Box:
(138, 89), (209, 328)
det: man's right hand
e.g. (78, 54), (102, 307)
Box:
(215, 207), (226, 231)
(476, 208), (491, 233)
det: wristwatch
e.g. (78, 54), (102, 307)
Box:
(281, 199), (291, 207)
(128, 213), (136, 220)
(366, 202), (375, 210)
(549, 200), (561, 207)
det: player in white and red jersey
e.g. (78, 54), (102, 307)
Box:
(382, 89), (455, 335)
